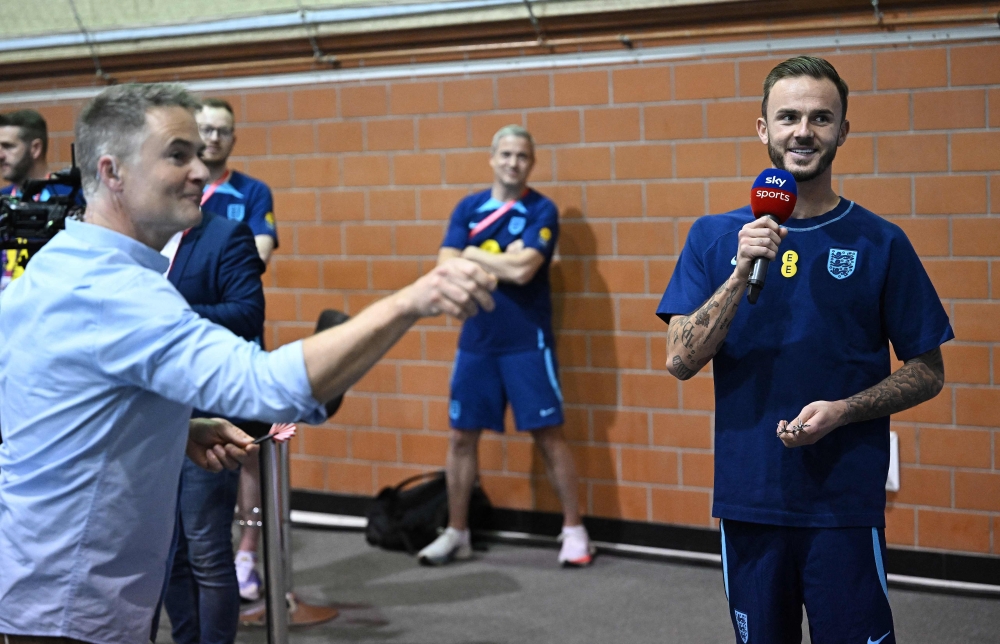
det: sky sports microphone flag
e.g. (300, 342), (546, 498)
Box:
(746, 168), (797, 304)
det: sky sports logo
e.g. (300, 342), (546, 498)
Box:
(753, 188), (793, 202)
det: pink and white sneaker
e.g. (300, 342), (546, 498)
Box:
(558, 525), (596, 567)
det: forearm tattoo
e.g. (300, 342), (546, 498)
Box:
(668, 277), (744, 380)
(841, 348), (945, 425)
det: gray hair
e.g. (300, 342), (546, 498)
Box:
(490, 124), (534, 154)
(76, 83), (201, 196)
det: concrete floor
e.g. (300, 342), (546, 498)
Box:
(156, 527), (1000, 643)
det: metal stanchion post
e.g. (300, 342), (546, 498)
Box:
(259, 439), (289, 642)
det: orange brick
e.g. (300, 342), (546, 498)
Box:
(366, 119), (414, 151)
(289, 457), (325, 490)
(913, 90), (985, 130)
(264, 291), (296, 322)
(738, 140), (772, 178)
(393, 153), (442, 186)
(591, 335), (648, 370)
(325, 461), (375, 495)
(832, 135), (874, 175)
(342, 155), (390, 186)
(621, 448), (678, 485)
(824, 53), (875, 92)
(584, 183), (641, 218)
(994, 175), (1000, 214)
(269, 123), (314, 155)
(317, 121), (363, 153)
(384, 331), (422, 360)
(291, 88), (337, 120)
(400, 364), (450, 396)
(390, 82), (440, 115)
(892, 387), (951, 424)
(591, 483), (648, 521)
(296, 225), (341, 255)
(555, 147), (612, 181)
(275, 324), (312, 347)
(648, 262), (675, 300)
(940, 344), (991, 385)
(617, 221), (675, 257)
(955, 387), (1000, 428)
(351, 430), (398, 461)
(293, 157), (338, 188)
(423, 329), (458, 361)
(613, 66), (671, 103)
(706, 101), (759, 138)
(442, 79), (494, 113)
(885, 217), (948, 256)
(647, 182), (705, 217)
(848, 94), (909, 133)
(955, 472), (1000, 512)
(621, 372), (678, 409)
(992, 90), (1000, 129)
(652, 413), (712, 449)
(344, 223), (393, 255)
(376, 398), (425, 430)
(35, 104), (76, 133)
(920, 426), (990, 468)
(950, 44), (1000, 86)
(233, 126), (266, 156)
(877, 134), (947, 173)
(952, 132), (1000, 171)
(651, 488), (711, 526)
(708, 181), (746, 214)
(558, 296), (615, 331)
(497, 74), (550, 109)
(532, 149), (553, 182)
(915, 176), (987, 215)
(619, 296), (666, 333)
(375, 464), (431, 489)
(470, 113), (520, 147)
(681, 451), (713, 488)
(573, 444), (618, 480)
(680, 376), (714, 411)
(893, 466), (951, 507)
(918, 509), (990, 553)
(552, 260), (584, 294)
(593, 409), (649, 445)
(247, 158), (291, 189)
(419, 188), (469, 220)
(542, 184), (584, 219)
(737, 59), (775, 98)
(444, 151), (493, 184)
(369, 189), (416, 222)
(676, 142), (737, 178)
(301, 426), (347, 459)
(884, 505), (915, 546)
(504, 438), (538, 474)
(273, 258), (319, 288)
(417, 116), (468, 150)
(396, 224), (445, 256)
(319, 190), (365, 221)
(924, 259), (988, 299)
(560, 221), (613, 255)
(273, 191), (316, 222)
(371, 260), (421, 290)
(400, 433), (448, 466)
(299, 292), (348, 328)
(589, 259), (645, 294)
(554, 71), (609, 106)
(526, 110), (580, 145)
(556, 333), (588, 367)
(615, 144), (672, 180)
(841, 177), (910, 215)
(562, 370), (617, 406)
(675, 62), (735, 100)
(584, 107), (640, 143)
(877, 49), (947, 90)
(645, 104), (703, 141)
(480, 473), (533, 509)
(478, 436), (504, 472)
(341, 85), (387, 117)
(245, 91), (289, 122)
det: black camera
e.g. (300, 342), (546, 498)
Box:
(0, 161), (84, 256)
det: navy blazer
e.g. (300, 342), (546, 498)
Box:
(167, 210), (265, 342)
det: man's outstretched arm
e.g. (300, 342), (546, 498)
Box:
(778, 347), (945, 448)
(665, 217), (787, 380)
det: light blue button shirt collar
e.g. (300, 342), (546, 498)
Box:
(64, 218), (169, 273)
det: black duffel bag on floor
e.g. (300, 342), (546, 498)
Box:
(365, 470), (491, 554)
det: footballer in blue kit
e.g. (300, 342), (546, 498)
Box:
(417, 125), (594, 569)
(659, 58), (952, 644)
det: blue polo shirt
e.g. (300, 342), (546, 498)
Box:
(442, 188), (558, 354)
(201, 170), (278, 247)
(656, 199), (953, 528)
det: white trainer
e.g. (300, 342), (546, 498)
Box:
(558, 525), (596, 567)
(235, 550), (261, 601)
(417, 527), (472, 566)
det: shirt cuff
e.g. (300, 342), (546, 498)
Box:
(272, 340), (328, 425)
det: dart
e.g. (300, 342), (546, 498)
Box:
(252, 423), (297, 445)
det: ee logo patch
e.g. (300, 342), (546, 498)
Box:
(780, 250), (798, 278)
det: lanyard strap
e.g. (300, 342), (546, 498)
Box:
(468, 189), (528, 240)
(201, 169), (230, 206)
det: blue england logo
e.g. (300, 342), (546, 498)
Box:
(827, 248), (857, 280)
(508, 216), (526, 235)
(449, 400), (461, 420)
(227, 204), (246, 222)
(735, 610), (749, 643)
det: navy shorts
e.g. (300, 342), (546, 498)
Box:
(721, 520), (895, 644)
(448, 348), (564, 432)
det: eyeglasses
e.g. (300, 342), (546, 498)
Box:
(198, 125), (234, 139)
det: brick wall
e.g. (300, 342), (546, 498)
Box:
(25, 38), (1000, 556)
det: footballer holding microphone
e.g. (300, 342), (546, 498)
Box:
(656, 56), (953, 644)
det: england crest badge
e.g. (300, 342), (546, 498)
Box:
(227, 204), (246, 222)
(508, 216), (526, 235)
(827, 248), (857, 280)
(734, 610), (749, 643)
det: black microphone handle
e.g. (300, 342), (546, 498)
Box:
(745, 214), (780, 305)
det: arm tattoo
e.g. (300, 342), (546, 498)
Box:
(667, 277), (744, 380)
(841, 347), (945, 425)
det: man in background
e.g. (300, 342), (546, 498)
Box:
(195, 97), (277, 600)
(418, 125), (594, 568)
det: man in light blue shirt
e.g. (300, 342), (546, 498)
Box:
(0, 84), (495, 644)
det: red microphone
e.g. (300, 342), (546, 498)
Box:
(746, 169), (797, 304)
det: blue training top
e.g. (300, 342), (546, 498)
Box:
(201, 170), (279, 247)
(656, 198), (954, 528)
(442, 188), (559, 354)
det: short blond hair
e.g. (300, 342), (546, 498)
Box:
(490, 125), (534, 155)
